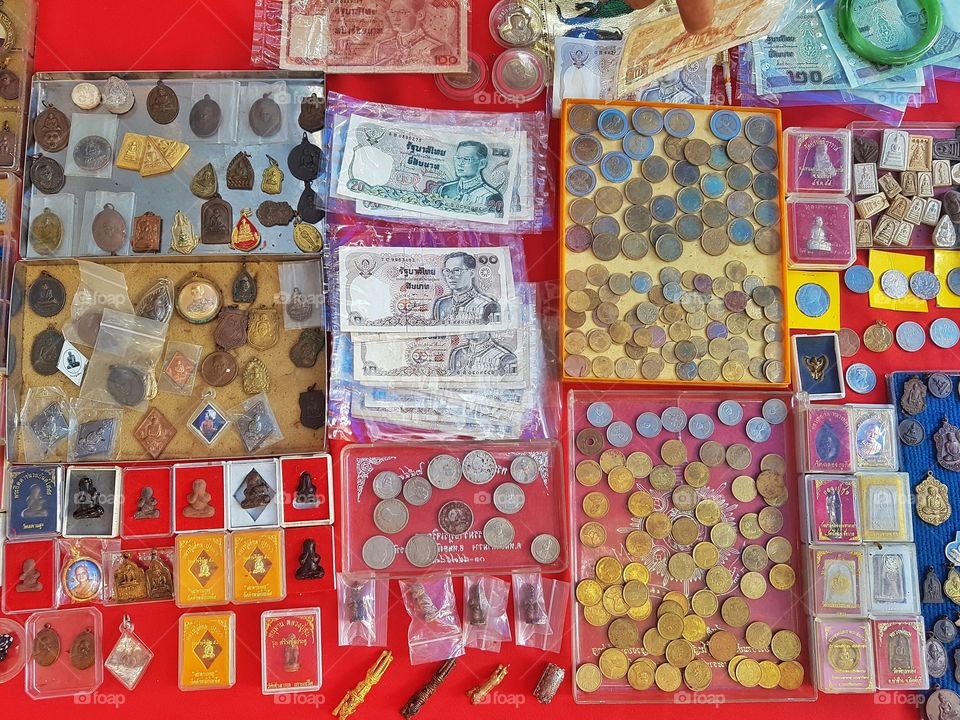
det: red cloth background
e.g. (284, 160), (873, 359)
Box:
(10, 0), (958, 716)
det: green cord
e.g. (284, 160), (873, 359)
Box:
(837, 0), (944, 66)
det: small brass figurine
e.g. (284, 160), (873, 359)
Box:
(333, 649), (393, 719)
(467, 664), (509, 704)
(146, 549), (173, 600)
(400, 658), (456, 719)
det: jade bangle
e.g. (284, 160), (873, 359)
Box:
(837, 0), (943, 66)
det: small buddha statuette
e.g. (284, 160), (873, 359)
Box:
(295, 538), (325, 580)
(73, 477), (104, 519)
(16, 559), (43, 592)
(183, 478), (215, 518)
(133, 486), (160, 519)
(467, 583), (487, 626)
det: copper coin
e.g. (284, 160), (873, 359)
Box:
(190, 93), (222, 138)
(641, 156), (669, 183)
(684, 138), (711, 166)
(663, 136), (687, 161)
(701, 227), (729, 256)
(33, 103), (70, 153)
(576, 428), (604, 455)
(568, 104), (599, 135)
(146, 79), (179, 124)
(624, 178), (653, 205)
(702, 201), (729, 228)
(592, 233), (621, 261)
(569, 197), (598, 225)
(200, 350), (238, 386)
(837, 327), (861, 357)
(595, 186), (623, 214)
(726, 137), (753, 164)
(754, 227), (781, 255)
(624, 204), (652, 233)
(622, 232), (649, 259)
(438, 500), (474, 535)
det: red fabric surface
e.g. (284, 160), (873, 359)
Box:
(11, 0), (958, 716)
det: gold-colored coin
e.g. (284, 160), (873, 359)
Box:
(726, 443), (752, 470)
(576, 460), (603, 487)
(657, 612), (684, 641)
(741, 544), (770, 572)
(671, 484), (699, 512)
(766, 536), (793, 564)
(863, 320), (894, 352)
(705, 565), (734, 594)
(683, 658), (713, 692)
(599, 448), (626, 473)
(657, 599), (686, 619)
(667, 552), (696, 581)
(643, 627), (668, 656)
(745, 621), (772, 651)
(654, 662), (682, 692)
(645, 511), (672, 539)
(691, 589), (718, 618)
(576, 579), (604, 606)
(586, 263), (610, 286)
(649, 465), (677, 492)
(692, 541), (719, 569)
(739, 512), (762, 539)
(628, 600), (653, 621)
(760, 453), (787, 474)
(769, 563), (796, 590)
(599, 647), (629, 680)
(580, 521), (606, 548)
(699, 441), (726, 467)
(765, 490), (789, 508)
(695, 499), (722, 526)
(662, 592), (689, 614)
(608, 616), (641, 649)
(625, 452), (653, 478)
(731, 475), (757, 502)
(683, 461), (710, 488)
(593, 355), (615, 378)
(665, 638), (695, 668)
(710, 522), (737, 549)
(596, 556), (623, 584)
(682, 614), (708, 643)
(758, 660), (781, 689)
(727, 654), (746, 682)
(771, 630), (801, 661)
(610, 323), (633, 346)
(607, 466), (636, 494)
(660, 439), (687, 466)
(626, 530), (653, 558)
(623, 562), (650, 584)
(627, 658), (657, 690)
(584, 602), (612, 627)
(709, 630), (739, 662)
(583, 491), (610, 519)
(623, 579), (649, 608)
(758, 506), (784, 534)
(565, 330), (588, 355)
(628, 491), (655, 518)
(777, 660), (805, 690)
(671, 516), (700, 546)
(756, 470), (786, 499)
(735, 658), (762, 688)
(740, 571), (767, 599)
(720, 596), (750, 627)
(567, 290), (591, 312)
(602, 585), (629, 617)
(576, 663), (603, 692)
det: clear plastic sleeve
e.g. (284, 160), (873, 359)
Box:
(279, 259), (325, 330)
(336, 572), (389, 647)
(63, 112), (119, 180)
(19, 386), (70, 461)
(398, 574), (465, 665)
(63, 260), (134, 349)
(462, 575), (511, 652)
(78, 191), (136, 257)
(227, 392), (283, 453)
(158, 340), (203, 395)
(67, 398), (121, 462)
(25, 606), (103, 699)
(512, 571), (568, 653)
(26, 192), (76, 258)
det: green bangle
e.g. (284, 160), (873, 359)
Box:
(837, 0), (943, 66)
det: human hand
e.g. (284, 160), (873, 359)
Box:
(624, 0), (717, 33)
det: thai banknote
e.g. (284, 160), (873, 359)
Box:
(335, 115), (523, 226)
(338, 246), (517, 333)
(818, 0), (960, 88)
(280, 0), (468, 73)
(353, 329), (529, 388)
(631, 55), (715, 104)
(551, 37), (622, 115)
(751, 13), (853, 94)
(352, 391), (524, 439)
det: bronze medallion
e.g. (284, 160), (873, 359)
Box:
(132, 211), (162, 253)
(28, 271), (65, 317)
(176, 274), (222, 324)
(249, 92), (282, 137)
(232, 263), (257, 304)
(0, 120), (13, 165)
(70, 628), (96, 670)
(900, 376), (927, 416)
(32, 624), (61, 667)
(242, 357), (270, 394)
(287, 132), (322, 181)
(286, 287), (312, 321)
(226, 152), (254, 190)
(213, 305), (248, 350)
(200, 194), (232, 245)
(74, 310), (103, 346)
(106, 365), (147, 407)
(0, 67), (20, 101)
(256, 200), (295, 227)
(33, 102), (70, 153)
(293, 218), (323, 253)
(289, 328), (325, 368)
(190, 162), (218, 199)
(200, 350), (238, 387)
(170, 209), (199, 254)
(299, 383), (326, 430)
(113, 553), (148, 602)
(163, 350), (196, 388)
(298, 92), (325, 132)
(146, 551), (173, 599)
(261, 155), (283, 194)
(133, 407), (177, 460)
(189, 93), (221, 138)
(247, 305), (281, 350)
(298, 182), (325, 223)
(29, 207), (62, 256)
(29, 154), (66, 194)
(91, 203), (127, 254)
(135, 278), (174, 323)
(146, 79), (179, 124)
(30, 326), (64, 376)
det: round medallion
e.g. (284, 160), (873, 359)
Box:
(249, 93), (282, 137)
(32, 625), (60, 667)
(287, 132), (322, 181)
(176, 275), (222, 324)
(189, 93), (222, 137)
(30, 326), (64, 376)
(146, 79), (179, 124)
(28, 272), (65, 317)
(74, 310), (103, 346)
(29, 207), (62, 256)
(71, 82), (101, 110)
(73, 135), (112, 172)
(91, 203), (127, 253)
(29, 154), (65, 194)
(0, 68), (19, 101)
(200, 350), (238, 387)
(106, 365), (147, 407)
(33, 102), (70, 153)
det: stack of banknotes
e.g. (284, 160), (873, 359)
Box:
(330, 245), (554, 441)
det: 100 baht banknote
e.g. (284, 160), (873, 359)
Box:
(339, 246), (517, 333)
(335, 115), (522, 225)
(280, 0), (468, 73)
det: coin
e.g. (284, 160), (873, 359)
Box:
(362, 535), (397, 569)
(565, 165), (597, 197)
(896, 321), (926, 352)
(373, 498), (409, 534)
(753, 172), (779, 200)
(372, 470), (402, 499)
(706, 565), (734, 593)
(664, 108), (695, 137)
(402, 476), (433, 506)
(626, 658), (656, 690)
(880, 269), (909, 299)
(720, 596), (750, 627)
(726, 137), (753, 164)
(570, 134), (602, 165)
(200, 350), (238, 387)
(777, 661), (804, 690)
(931, 317), (960, 348)
(595, 185), (623, 214)
(708, 630), (738, 661)
(568, 104), (599, 134)
(508, 454), (539, 484)
(482, 517), (515, 548)
(609, 617), (640, 649)
(623, 131), (654, 161)
(427, 454), (462, 489)
(579, 521), (606, 547)
(843, 265), (874, 294)
(405, 533), (439, 567)
(836, 327), (861, 357)
(73, 135), (112, 171)
(766, 536), (792, 564)
(576, 663), (603, 692)
(531, 533), (561, 564)
(846, 362), (877, 394)
(736, 658), (762, 688)
(462, 449), (497, 484)
(642, 155), (669, 183)
(576, 428), (604, 455)
(795, 282), (830, 318)
(673, 160), (701, 187)
(688, 413), (715, 440)
(598, 108), (629, 139)
(691, 589), (719, 618)
(752, 145), (779, 172)
(493, 482), (526, 514)
(437, 500), (473, 535)
(770, 563), (796, 590)
(771, 630), (801, 661)
(863, 321), (894, 352)
(744, 115), (775, 146)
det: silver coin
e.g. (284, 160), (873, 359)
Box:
(909, 270), (941, 300)
(373, 498), (409, 534)
(402, 476), (433, 506)
(660, 406), (688, 433)
(586, 401), (613, 427)
(636, 411), (662, 438)
(361, 535), (397, 569)
(509, 454), (540, 484)
(745, 416), (772, 442)
(437, 500), (474, 535)
(372, 470), (402, 499)
(688, 413), (715, 440)
(531, 533), (561, 564)
(405, 533), (439, 567)
(73, 135), (112, 171)
(896, 320), (926, 352)
(462, 449), (498, 484)
(606, 420), (633, 447)
(880, 269), (909, 299)
(845, 363), (876, 394)
(493, 482), (526, 514)
(931, 317), (960, 349)
(761, 398), (788, 425)
(427, 454), (462, 489)
(483, 517), (515, 549)
(717, 400), (743, 426)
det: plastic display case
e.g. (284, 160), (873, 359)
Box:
(102, 546), (175, 605)
(807, 545), (866, 616)
(24, 606), (102, 699)
(120, 465), (173, 538)
(260, 607), (322, 694)
(801, 405), (854, 474)
(229, 527), (285, 603)
(786, 196), (855, 270)
(783, 128), (852, 195)
(279, 453), (334, 527)
(178, 611), (235, 690)
(174, 531), (228, 609)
